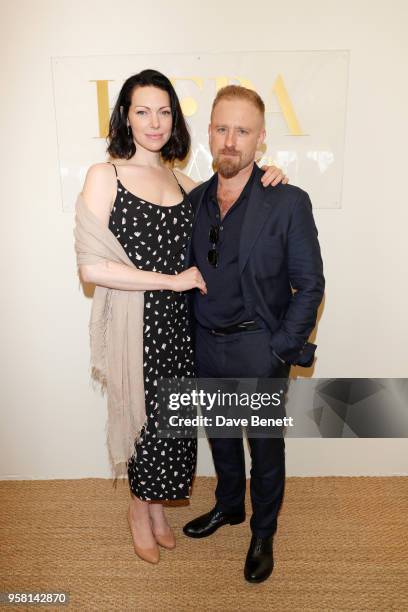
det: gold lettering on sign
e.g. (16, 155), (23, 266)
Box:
(89, 76), (304, 136)
(270, 75), (304, 136)
(170, 77), (204, 117)
(211, 76), (302, 134)
(90, 80), (113, 138)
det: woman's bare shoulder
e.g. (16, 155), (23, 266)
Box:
(85, 162), (117, 184)
(173, 169), (200, 194)
(81, 162), (117, 224)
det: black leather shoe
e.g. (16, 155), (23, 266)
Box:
(183, 507), (245, 538)
(244, 535), (274, 583)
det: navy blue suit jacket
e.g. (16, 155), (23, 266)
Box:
(187, 165), (325, 367)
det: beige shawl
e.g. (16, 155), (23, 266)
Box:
(73, 194), (146, 478)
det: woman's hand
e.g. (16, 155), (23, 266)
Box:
(260, 164), (289, 187)
(170, 267), (207, 294)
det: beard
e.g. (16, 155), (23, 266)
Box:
(214, 150), (242, 178)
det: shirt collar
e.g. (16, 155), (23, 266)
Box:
(209, 162), (257, 203)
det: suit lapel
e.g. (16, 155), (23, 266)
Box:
(238, 171), (274, 275)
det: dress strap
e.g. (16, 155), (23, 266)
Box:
(108, 161), (119, 179)
(170, 168), (186, 196)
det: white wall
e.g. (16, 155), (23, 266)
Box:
(1, 0), (407, 480)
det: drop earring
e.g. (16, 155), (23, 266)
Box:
(127, 124), (131, 136)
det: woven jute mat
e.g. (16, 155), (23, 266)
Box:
(1, 477), (407, 611)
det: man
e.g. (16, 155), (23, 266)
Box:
(182, 85), (325, 583)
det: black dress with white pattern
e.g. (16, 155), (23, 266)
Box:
(108, 165), (196, 500)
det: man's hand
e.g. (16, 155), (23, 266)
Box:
(260, 164), (289, 187)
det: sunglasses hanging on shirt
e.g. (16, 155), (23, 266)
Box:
(208, 224), (220, 267)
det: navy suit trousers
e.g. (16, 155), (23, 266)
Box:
(195, 323), (290, 538)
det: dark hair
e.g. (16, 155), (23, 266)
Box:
(107, 69), (190, 161)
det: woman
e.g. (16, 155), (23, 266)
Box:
(78, 69), (287, 564)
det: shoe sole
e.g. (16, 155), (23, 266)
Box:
(244, 569), (273, 583)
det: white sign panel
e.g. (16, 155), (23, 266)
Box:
(52, 51), (349, 211)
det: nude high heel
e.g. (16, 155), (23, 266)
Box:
(154, 527), (176, 550)
(127, 508), (160, 564)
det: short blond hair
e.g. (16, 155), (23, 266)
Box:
(211, 85), (265, 118)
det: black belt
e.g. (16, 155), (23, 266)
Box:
(208, 320), (261, 336)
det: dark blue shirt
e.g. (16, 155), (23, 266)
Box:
(192, 163), (257, 328)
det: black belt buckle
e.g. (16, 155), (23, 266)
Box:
(210, 320), (258, 336)
(237, 320), (257, 330)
